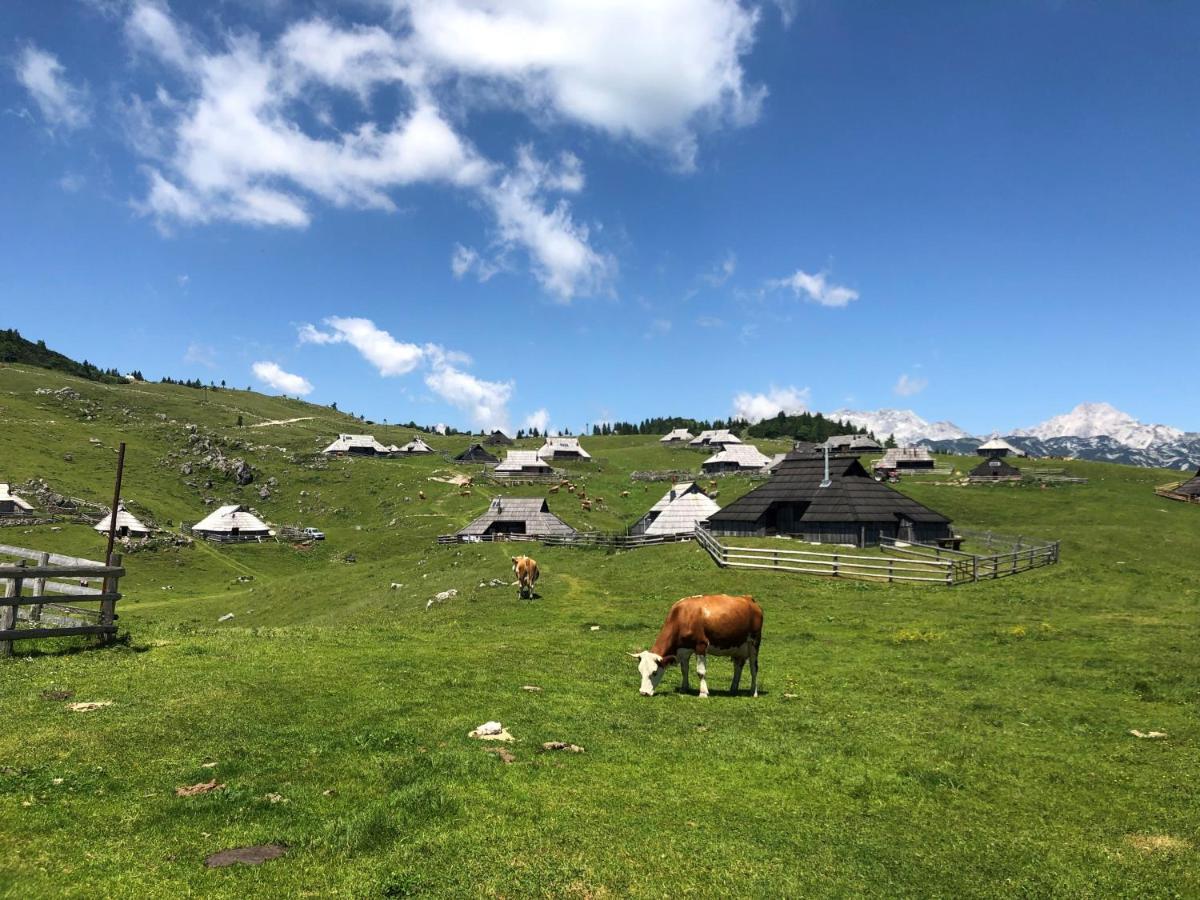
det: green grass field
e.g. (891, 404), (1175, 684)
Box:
(1, 363), (1197, 898)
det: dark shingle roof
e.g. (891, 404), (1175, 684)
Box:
(1176, 468), (1200, 497)
(456, 497), (576, 537)
(707, 452), (951, 526)
(969, 458), (1022, 478)
(454, 444), (500, 463)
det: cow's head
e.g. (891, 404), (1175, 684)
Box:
(629, 650), (673, 696)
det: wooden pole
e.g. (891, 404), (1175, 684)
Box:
(99, 552), (121, 645)
(1, 560), (25, 658)
(104, 442), (127, 563)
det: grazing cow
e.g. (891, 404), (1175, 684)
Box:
(512, 555), (539, 599)
(580, 499), (592, 511)
(549, 485), (559, 494)
(620, 490), (630, 498)
(418, 490), (426, 500)
(630, 594), (762, 698)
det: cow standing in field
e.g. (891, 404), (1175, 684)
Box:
(630, 594), (762, 698)
(512, 555), (540, 600)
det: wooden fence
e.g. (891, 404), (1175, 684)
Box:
(695, 526), (1059, 586)
(437, 531), (692, 549)
(0, 543), (124, 656)
(880, 532), (1059, 583)
(696, 526), (957, 585)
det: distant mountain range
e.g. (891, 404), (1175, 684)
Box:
(828, 403), (1199, 471)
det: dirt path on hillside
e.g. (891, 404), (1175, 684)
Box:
(247, 417), (314, 428)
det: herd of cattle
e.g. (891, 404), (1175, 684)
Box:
(510, 555), (763, 698)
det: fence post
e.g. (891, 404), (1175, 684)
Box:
(99, 552), (121, 645)
(972, 555), (979, 583)
(833, 553), (839, 578)
(1, 560), (26, 658)
(31, 552), (49, 623)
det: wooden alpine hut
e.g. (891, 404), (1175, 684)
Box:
(0, 483), (34, 516)
(977, 437), (1023, 458)
(701, 443), (773, 475)
(93, 502), (151, 538)
(454, 443), (500, 464)
(456, 497), (576, 539)
(395, 436), (435, 455)
(537, 437), (592, 460)
(494, 450), (555, 476)
(484, 430), (514, 446)
(969, 457), (1023, 482)
(630, 482), (720, 536)
(191, 504), (273, 542)
(660, 428), (695, 444)
(706, 451), (954, 547)
(688, 429), (743, 449)
(322, 434), (392, 456)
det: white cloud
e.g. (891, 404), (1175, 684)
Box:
(14, 46), (91, 130)
(424, 363), (513, 432)
(299, 316), (512, 430)
(184, 342), (216, 367)
(118, 1), (759, 298)
(252, 360), (313, 395)
(893, 373), (928, 397)
(769, 269), (859, 308)
(731, 385), (810, 423)
(644, 318), (672, 339)
(523, 408), (551, 433)
(402, 0), (763, 168)
(696, 315), (724, 328)
(481, 146), (612, 300)
(299, 317), (428, 376)
(59, 172), (86, 192)
(703, 251), (736, 287)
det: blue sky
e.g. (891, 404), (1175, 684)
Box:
(3, 1), (1198, 435)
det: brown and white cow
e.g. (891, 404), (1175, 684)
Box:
(512, 555), (539, 600)
(630, 594), (762, 698)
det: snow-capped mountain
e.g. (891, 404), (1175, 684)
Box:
(820, 403), (1198, 470)
(1011, 402), (1183, 449)
(827, 408), (971, 446)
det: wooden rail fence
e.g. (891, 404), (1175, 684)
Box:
(0, 543), (124, 656)
(437, 531), (692, 549)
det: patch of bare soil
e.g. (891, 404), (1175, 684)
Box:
(175, 780), (225, 797)
(204, 844), (287, 867)
(247, 417), (313, 428)
(485, 747), (516, 764)
(541, 742), (585, 753)
(40, 689), (74, 701)
(1125, 834), (1192, 854)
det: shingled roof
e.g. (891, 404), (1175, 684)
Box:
(969, 457), (1023, 479)
(93, 502), (151, 536)
(456, 497), (576, 537)
(454, 443), (500, 464)
(484, 430), (514, 446)
(707, 452), (951, 526)
(1175, 468), (1200, 498)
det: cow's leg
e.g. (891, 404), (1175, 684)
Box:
(730, 656), (745, 695)
(676, 648), (692, 693)
(696, 654), (709, 698)
(748, 640), (759, 698)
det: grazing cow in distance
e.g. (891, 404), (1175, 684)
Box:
(630, 594), (762, 698)
(549, 485), (560, 493)
(512, 555), (539, 599)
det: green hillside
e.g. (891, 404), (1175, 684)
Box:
(0, 362), (1196, 898)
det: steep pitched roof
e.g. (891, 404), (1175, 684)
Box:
(322, 433), (390, 454)
(484, 430), (514, 446)
(537, 437), (592, 459)
(0, 483), (33, 511)
(644, 491), (721, 535)
(969, 457), (1023, 478)
(689, 429), (743, 447)
(454, 443), (500, 464)
(397, 436), (434, 453)
(93, 502), (151, 535)
(1175, 468), (1200, 497)
(825, 434), (880, 451)
(660, 428), (694, 442)
(875, 447), (934, 468)
(702, 443), (772, 470)
(456, 497), (576, 537)
(708, 453), (952, 526)
(977, 436), (1021, 455)
(192, 504), (271, 534)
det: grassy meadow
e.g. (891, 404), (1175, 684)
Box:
(0, 363), (1197, 898)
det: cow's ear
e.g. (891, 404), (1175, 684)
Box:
(511, 556), (518, 564)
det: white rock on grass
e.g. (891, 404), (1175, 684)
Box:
(469, 721), (515, 742)
(218, 613), (234, 622)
